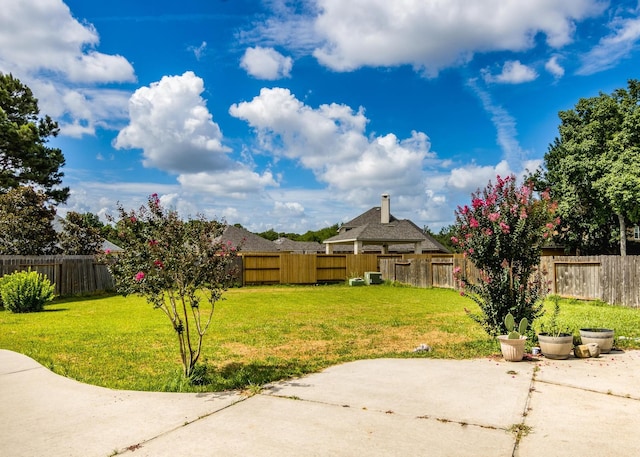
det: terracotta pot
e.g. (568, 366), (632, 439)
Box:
(538, 333), (574, 360)
(497, 335), (527, 362)
(579, 328), (614, 354)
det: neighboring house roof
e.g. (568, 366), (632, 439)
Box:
(52, 215), (123, 253)
(219, 225), (278, 252)
(323, 197), (449, 254)
(273, 237), (324, 253)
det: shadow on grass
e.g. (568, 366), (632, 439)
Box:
(208, 360), (313, 391)
(52, 292), (119, 304)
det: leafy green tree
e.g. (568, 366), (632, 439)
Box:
(257, 228), (280, 241)
(0, 73), (69, 204)
(424, 225), (459, 252)
(453, 175), (558, 336)
(0, 186), (58, 254)
(301, 224), (340, 242)
(59, 211), (104, 255)
(99, 194), (239, 378)
(541, 79), (640, 256)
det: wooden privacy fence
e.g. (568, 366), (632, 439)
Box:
(0, 255), (113, 296)
(3, 254), (638, 307)
(381, 255), (640, 308)
(241, 253), (403, 285)
(540, 256), (640, 308)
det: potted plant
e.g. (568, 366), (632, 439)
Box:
(579, 328), (615, 353)
(537, 295), (574, 360)
(498, 313), (528, 362)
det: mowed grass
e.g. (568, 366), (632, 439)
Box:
(1, 284), (639, 392)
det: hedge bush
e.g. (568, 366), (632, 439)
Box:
(0, 270), (55, 313)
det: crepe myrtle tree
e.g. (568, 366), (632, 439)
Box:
(99, 194), (239, 378)
(452, 175), (559, 337)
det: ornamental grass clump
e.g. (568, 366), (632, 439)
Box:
(99, 193), (239, 378)
(0, 270), (55, 313)
(453, 175), (559, 336)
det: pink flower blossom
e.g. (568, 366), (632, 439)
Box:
(460, 205), (469, 215)
(135, 271), (145, 281)
(148, 239), (158, 246)
(488, 213), (500, 222)
(153, 260), (164, 269)
(130, 216), (137, 223)
(453, 266), (461, 274)
(450, 236), (459, 244)
(472, 198), (484, 209)
(470, 217), (479, 228)
(104, 249), (111, 255)
(499, 222), (510, 234)
(546, 222), (554, 230)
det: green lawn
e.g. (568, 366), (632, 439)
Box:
(1, 284), (638, 392)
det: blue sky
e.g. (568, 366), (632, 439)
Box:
(2, 0), (639, 233)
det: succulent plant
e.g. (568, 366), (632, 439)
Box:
(504, 313), (528, 339)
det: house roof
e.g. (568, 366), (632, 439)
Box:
(219, 225), (278, 252)
(323, 206), (449, 253)
(341, 207), (398, 229)
(273, 237), (324, 253)
(52, 215), (123, 252)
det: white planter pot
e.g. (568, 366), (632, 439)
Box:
(497, 335), (527, 362)
(537, 333), (574, 360)
(579, 328), (614, 354)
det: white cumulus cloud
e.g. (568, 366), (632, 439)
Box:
(240, 46), (293, 80)
(177, 168), (278, 199)
(545, 55), (565, 78)
(115, 71), (232, 174)
(0, 0), (136, 136)
(229, 87), (434, 197)
(309, 0), (604, 76)
(483, 60), (538, 84)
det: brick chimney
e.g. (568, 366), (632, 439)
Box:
(381, 194), (390, 224)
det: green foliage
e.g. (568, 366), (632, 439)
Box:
(425, 225), (459, 253)
(257, 224), (340, 243)
(98, 193), (239, 377)
(453, 175), (557, 336)
(0, 270), (55, 313)
(0, 186), (59, 254)
(538, 295), (571, 337)
(504, 313), (528, 339)
(540, 79), (640, 255)
(0, 73), (69, 204)
(59, 211), (104, 255)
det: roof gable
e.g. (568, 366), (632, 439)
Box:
(220, 225), (278, 252)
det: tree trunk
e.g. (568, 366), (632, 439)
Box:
(618, 213), (627, 256)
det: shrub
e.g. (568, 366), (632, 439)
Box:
(98, 193), (240, 378)
(0, 270), (55, 313)
(453, 175), (559, 336)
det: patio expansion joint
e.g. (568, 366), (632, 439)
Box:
(266, 392), (510, 433)
(112, 393), (251, 456)
(533, 377), (640, 401)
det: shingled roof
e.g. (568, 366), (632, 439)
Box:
(323, 196), (449, 254)
(218, 225), (278, 252)
(273, 237), (324, 253)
